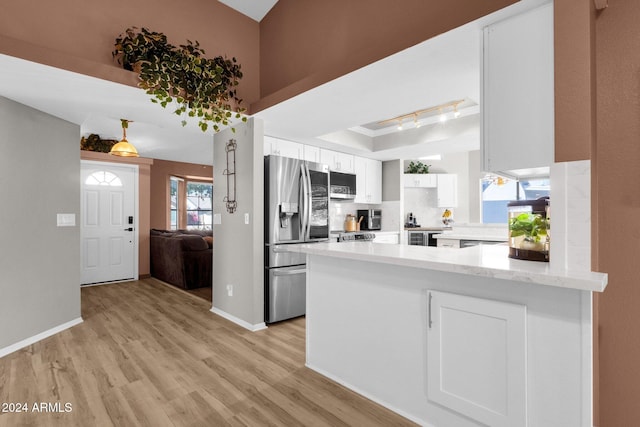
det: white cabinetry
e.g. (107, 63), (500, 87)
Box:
(403, 173), (436, 188)
(372, 232), (398, 244)
(355, 157), (382, 204)
(320, 149), (355, 173)
(264, 136), (302, 159)
(481, 3), (554, 175)
(436, 174), (457, 208)
(436, 238), (460, 248)
(303, 145), (321, 163)
(427, 291), (526, 427)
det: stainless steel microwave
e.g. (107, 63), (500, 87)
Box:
(329, 171), (356, 199)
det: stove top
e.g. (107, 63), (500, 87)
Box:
(336, 231), (376, 242)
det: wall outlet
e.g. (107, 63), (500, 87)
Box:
(226, 284), (234, 297)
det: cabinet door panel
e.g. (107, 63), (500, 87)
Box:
(303, 145), (321, 163)
(427, 291), (526, 427)
(354, 157), (367, 203)
(437, 174), (457, 207)
(367, 158), (382, 203)
(482, 4), (554, 173)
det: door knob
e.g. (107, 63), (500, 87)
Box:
(124, 227), (133, 231)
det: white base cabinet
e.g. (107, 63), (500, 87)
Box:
(306, 254), (592, 427)
(427, 291), (526, 427)
(371, 232), (398, 244)
(436, 238), (460, 248)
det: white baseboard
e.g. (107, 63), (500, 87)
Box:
(0, 317), (83, 359)
(305, 363), (427, 427)
(210, 307), (267, 332)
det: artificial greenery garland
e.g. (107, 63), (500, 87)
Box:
(112, 27), (246, 132)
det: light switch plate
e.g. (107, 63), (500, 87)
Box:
(213, 213), (222, 225)
(57, 213), (76, 227)
(244, 213), (250, 225)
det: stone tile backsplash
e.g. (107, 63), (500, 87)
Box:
(550, 160), (591, 272)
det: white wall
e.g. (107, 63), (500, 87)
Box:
(0, 97), (81, 351)
(212, 118), (265, 329)
(403, 150), (481, 226)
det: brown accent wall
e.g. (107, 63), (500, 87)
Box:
(593, 3), (640, 425)
(255, 0), (517, 113)
(80, 151), (153, 277)
(554, 0), (596, 163)
(0, 0), (260, 107)
(149, 159), (213, 230)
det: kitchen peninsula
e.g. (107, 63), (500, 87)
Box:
(288, 242), (607, 427)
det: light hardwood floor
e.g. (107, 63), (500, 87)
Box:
(0, 278), (416, 427)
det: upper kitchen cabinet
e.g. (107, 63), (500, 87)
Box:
(264, 136), (302, 159)
(404, 173), (437, 188)
(303, 145), (321, 163)
(354, 157), (382, 204)
(481, 3), (554, 177)
(436, 174), (458, 208)
(320, 149), (355, 174)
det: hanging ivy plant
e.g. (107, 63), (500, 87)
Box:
(80, 134), (117, 153)
(112, 27), (246, 132)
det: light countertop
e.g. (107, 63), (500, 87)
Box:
(288, 242), (607, 292)
(433, 233), (507, 241)
(404, 227), (446, 231)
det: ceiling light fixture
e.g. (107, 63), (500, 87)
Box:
(378, 99), (465, 129)
(109, 119), (139, 157)
(439, 109), (447, 123)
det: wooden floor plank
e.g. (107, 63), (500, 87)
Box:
(0, 279), (416, 427)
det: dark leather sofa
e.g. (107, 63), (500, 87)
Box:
(150, 229), (212, 289)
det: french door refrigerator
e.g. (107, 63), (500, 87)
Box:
(264, 155), (329, 323)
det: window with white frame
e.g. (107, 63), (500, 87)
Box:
(186, 182), (213, 230)
(481, 177), (550, 223)
(169, 177), (212, 230)
(170, 176), (180, 230)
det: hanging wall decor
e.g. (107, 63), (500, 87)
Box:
(223, 139), (237, 214)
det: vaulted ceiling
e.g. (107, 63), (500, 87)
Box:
(0, 0), (546, 164)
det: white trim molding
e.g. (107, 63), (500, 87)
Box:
(210, 307), (267, 332)
(0, 317), (83, 359)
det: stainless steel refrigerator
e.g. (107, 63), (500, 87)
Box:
(264, 155), (329, 323)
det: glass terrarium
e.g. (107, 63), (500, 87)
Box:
(507, 197), (550, 262)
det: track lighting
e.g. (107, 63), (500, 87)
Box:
(378, 99), (465, 130)
(439, 109), (447, 123)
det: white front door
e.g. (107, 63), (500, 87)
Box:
(80, 161), (138, 285)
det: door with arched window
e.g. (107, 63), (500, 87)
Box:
(80, 161), (138, 285)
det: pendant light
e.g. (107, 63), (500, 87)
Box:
(109, 119), (139, 157)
